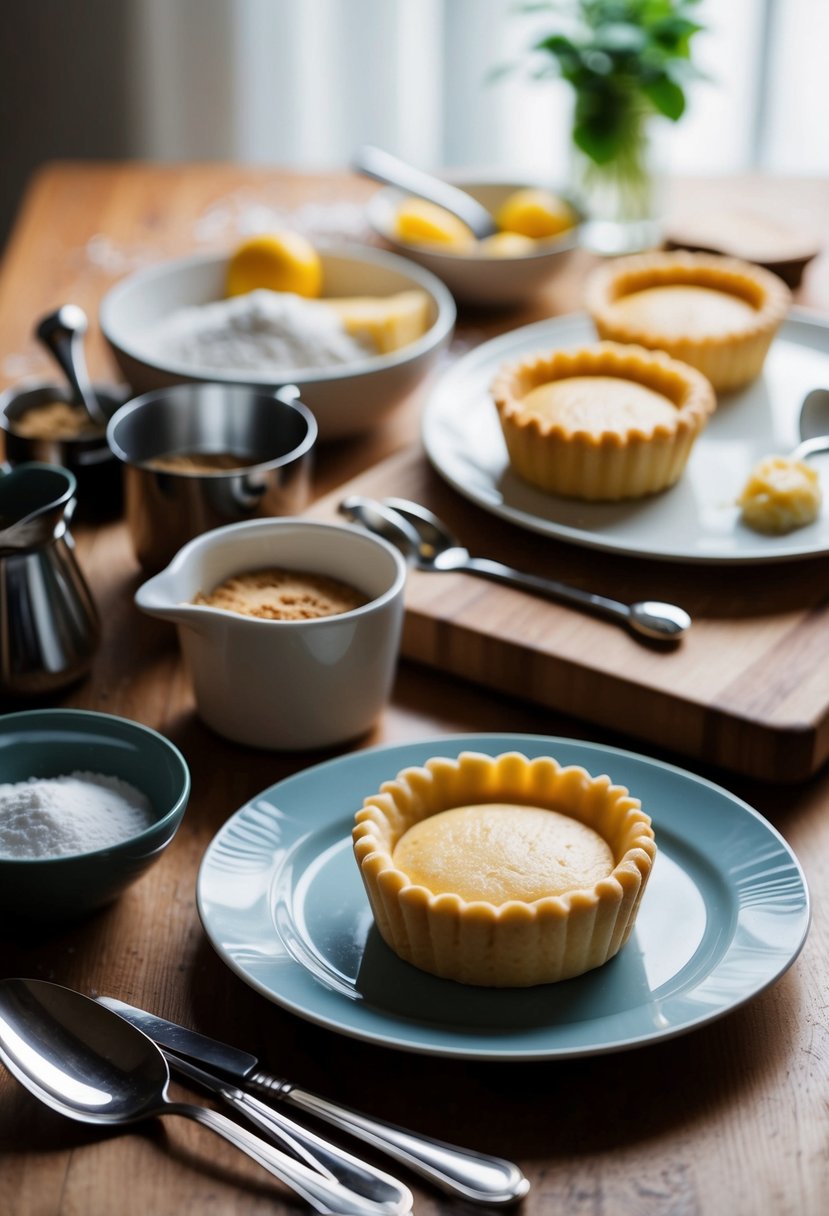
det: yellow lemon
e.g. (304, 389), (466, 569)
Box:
(478, 231), (537, 258)
(393, 199), (475, 250)
(225, 232), (323, 298)
(495, 188), (576, 240)
(322, 290), (430, 354)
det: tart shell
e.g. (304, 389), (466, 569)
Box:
(490, 341), (715, 501)
(585, 250), (790, 391)
(352, 751), (656, 988)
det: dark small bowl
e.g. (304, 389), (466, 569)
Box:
(107, 383), (317, 572)
(0, 709), (190, 923)
(0, 381), (127, 519)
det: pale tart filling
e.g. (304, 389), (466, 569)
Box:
(392, 802), (614, 903)
(606, 284), (757, 338)
(518, 375), (678, 436)
(489, 343), (715, 501)
(585, 251), (791, 392)
(353, 751), (656, 987)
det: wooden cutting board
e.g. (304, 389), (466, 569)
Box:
(311, 445), (829, 784)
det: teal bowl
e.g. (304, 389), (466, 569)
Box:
(0, 709), (190, 922)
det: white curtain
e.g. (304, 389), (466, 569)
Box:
(127, 0), (829, 180)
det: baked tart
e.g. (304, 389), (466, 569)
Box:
(585, 250), (790, 391)
(491, 341), (715, 500)
(353, 751), (656, 987)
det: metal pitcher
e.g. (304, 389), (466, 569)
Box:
(0, 463), (99, 695)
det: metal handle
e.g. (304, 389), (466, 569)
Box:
(164, 1100), (384, 1215)
(791, 434), (829, 461)
(462, 554), (630, 623)
(459, 557), (690, 641)
(164, 1051), (410, 1214)
(351, 144), (496, 239)
(456, 553), (677, 634)
(35, 305), (108, 427)
(249, 1075), (528, 1205)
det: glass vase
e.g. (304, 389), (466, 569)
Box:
(571, 111), (662, 256)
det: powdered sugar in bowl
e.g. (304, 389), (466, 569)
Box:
(0, 709), (190, 922)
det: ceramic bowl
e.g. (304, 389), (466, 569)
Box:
(366, 177), (582, 308)
(0, 709), (190, 922)
(107, 383), (317, 572)
(135, 518), (407, 751)
(0, 380), (127, 519)
(99, 244), (456, 441)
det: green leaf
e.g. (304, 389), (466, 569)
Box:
(649, 16), (704, 55)
(534, 33), (580, 57)
(510, 0), (706, 139)
(642, 73), (685, 119)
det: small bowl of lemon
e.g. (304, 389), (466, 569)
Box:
(366, 178), (582, 307)
(100, 235), (455, 441)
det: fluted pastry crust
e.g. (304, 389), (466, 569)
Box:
(352, 750), (656, 987)
(491, 341), (715, 500)
(585, 250), (790, 391)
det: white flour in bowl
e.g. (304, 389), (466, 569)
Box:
(0, 771), (154, 858)
(142, 289), (374, 374)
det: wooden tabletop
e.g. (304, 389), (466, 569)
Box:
(1, 162), (828, 1216)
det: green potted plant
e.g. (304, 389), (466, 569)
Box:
(518, 0), (706, 253)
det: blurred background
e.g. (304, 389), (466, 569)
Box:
(2, 0), (827, 250)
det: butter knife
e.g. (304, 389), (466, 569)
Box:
(160, 1047), (411, 1215)
(98, 996), (530, 1205)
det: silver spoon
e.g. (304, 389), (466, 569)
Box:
(793, 387), (829, 458)
(98, 994), (530, 1206)
(0, 978), (395, 1216)
(35, 305), (110, 429)
(351, 144), (497, 240)
(339, 495), (691, 643)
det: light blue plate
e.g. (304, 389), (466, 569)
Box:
(197, 734), (810, 1060)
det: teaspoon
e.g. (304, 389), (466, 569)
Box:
(339, 495), (691, 642)
(0, 978), (395, 1216)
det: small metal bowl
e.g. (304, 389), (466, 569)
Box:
(106, 382), (317, 572)
(0, 381), (127, 519)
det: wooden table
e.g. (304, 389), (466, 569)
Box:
(1, 163), (828, 1216)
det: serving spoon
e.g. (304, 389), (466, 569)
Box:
(351, 144), (498, 240)
(35, 304), (110, 429)
(339, 495), (692, 643)
(0, 978), (397, 1216)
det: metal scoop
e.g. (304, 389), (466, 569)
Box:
(339, 495), (691, 642)
(35, 304), (109, 429)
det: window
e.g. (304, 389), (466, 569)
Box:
(130, 0), (829, 178)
